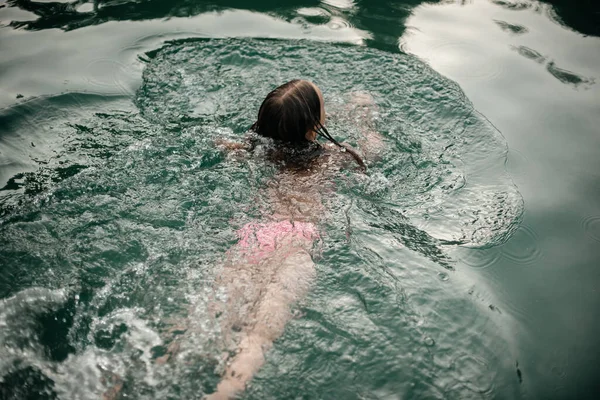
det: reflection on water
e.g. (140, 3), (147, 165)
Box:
(512, 45), (546, 63)
(545, 61), (594, 87)
(2, 0), (598, 40)
(0, 0), (597, 107)
(402, 0), (597, 90)
(497, 0), (600, 36)
(402, 1), (600, 399)
(494, 19), (529, 35)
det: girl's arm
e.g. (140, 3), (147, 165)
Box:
(346, 92), (385, 163)
(214, 139), (248, 151)
(214, 132), (256, 158)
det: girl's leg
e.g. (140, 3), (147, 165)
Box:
(207, 246), (315, 399)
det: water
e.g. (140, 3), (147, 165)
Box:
(0, 0), (598, 399)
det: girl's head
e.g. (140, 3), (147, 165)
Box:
(251, 79), (366, 168)
(251, 79), (324, 143)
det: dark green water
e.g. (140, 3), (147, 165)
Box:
(0, 1), (599, 399)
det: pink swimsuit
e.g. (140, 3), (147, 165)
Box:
(236, 220), (319, 263)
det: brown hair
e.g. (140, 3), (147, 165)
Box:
(251, 80), (366, 169)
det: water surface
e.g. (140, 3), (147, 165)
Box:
(0, 0), (599, 398)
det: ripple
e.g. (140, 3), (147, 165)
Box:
(581, 215), (600, 242)
(327, 16), (352, 30)
(500, 225), (542, 265)
(290, 16), (312, 32)
(457, 247), (501, 270)
(84, 58), (135, 97)
(449, 353), (493, 394)
(505, 148), (530, 177)
(296, 7), (331, 26)
(550, 363), (567, 380)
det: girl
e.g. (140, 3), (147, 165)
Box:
(208, 79), (382, 399)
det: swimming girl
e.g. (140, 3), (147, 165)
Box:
(100, 79), (381, 400)
(206, 80), (383, 399)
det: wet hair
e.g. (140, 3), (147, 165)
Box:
(251, 80), (366, 169)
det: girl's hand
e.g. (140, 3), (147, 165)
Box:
(349, 91), (375, 107)
(215, 139), (247, 151)
(346, 91), (385, 163)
